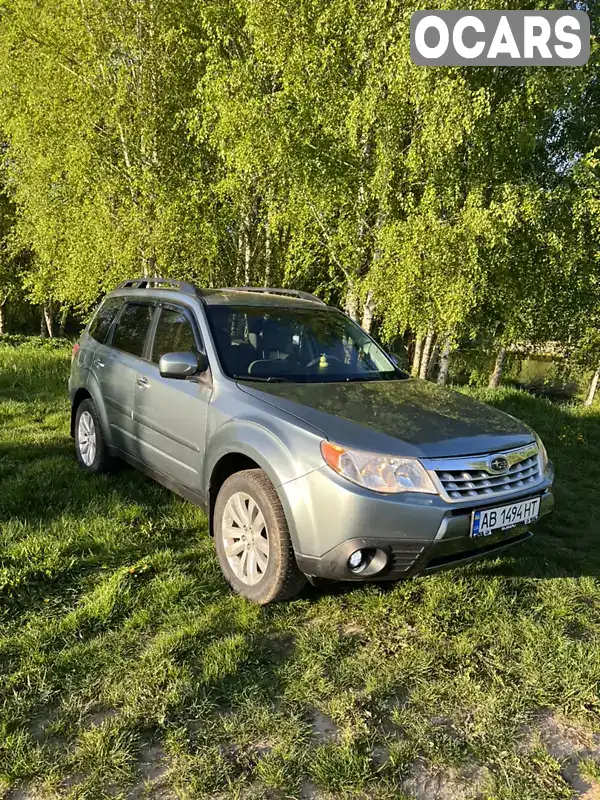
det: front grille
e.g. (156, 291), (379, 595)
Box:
(428, 444), (542, 502)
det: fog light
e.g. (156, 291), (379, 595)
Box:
(348, 550), (364, 571)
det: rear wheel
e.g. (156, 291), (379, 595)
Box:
(74, 399), (115, 474)
(214, 469), (306, 604)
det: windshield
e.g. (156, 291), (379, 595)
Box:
(205, 304), (404, 383)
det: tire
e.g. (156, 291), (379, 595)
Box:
(213, 469), (307, 604)
(74, 398), (115, 474)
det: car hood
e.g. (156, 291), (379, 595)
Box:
(237, 378), (534, 458)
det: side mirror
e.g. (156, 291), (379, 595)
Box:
(159, 351), (208, 379)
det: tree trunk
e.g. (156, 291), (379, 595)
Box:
(361, 289), (375, 332)
(40, 307), (47, 337)
(411, 333), (424, 377)
(147, 255), (158, 279)
(0, 299), (5, 335)
(419, 328), (435, 380)
(43, 304), (54, 338)
(264, 216), (271, 287)
(244, 214), (251, 285)
(437, 336), (452, 386)
(235, 225), (243, 285)
(345, 281), (359, 322)
(585, 366), (600, 407)
(58, 307), (68, 338)
(489, 346), (507, 388)
(426, 339), (440, 380)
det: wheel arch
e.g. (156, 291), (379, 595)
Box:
(70, 374), (113, 447)
(208, 452), (262, 537)
(70, 388), (92, 437)
(206, 433), (302, 552)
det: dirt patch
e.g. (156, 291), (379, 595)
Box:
(371, 745), (390, 766)
(58, 773), (86, 794)
(519, 711), (600, 797)
(7, 786), (51, 800)
(28, 709), (68, 755)
(376, 692), (409, 736)
(130, 740), (174, 800)
(84, 708), (119, 728)
(300, 780), (326, 799)
(519, 711), (600, 758)
(580, 785), (600, 800)
(402, 760), (489, 800)
(308, 709), (338, 743)
(139, 742), (169, 783)
(338, 622), (366, 638)
(537, 712), (600, 760)
(29, 712), (55, 744)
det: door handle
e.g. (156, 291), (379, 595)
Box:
(137, 376), (150, 389)
(94, 358), (105, 368)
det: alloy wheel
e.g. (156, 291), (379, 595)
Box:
(222, 491), (269, 585)
(77, 410), (97, 466)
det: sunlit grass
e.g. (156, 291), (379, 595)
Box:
(1, 340), (599, 799)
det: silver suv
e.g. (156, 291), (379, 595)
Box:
(69, 278), (554, 603)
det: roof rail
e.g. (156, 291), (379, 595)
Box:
(224, 286), (327, 305)
(116, 277), (198, 297)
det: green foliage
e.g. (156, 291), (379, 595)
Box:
(0, 0), (598, 382)
(0, 333), (72, 349)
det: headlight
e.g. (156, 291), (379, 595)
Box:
(534, 432), (549, 473)
(320, 441), (437, 494)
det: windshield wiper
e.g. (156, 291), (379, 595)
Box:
(338, 372), (409, 383)
(233, 374), (295, 383)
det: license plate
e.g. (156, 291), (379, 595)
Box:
(471, 496), (541, 538)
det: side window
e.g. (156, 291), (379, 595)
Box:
(88, 297), (123, 344)
(151, 306), (199, 363)
(111, 302), (155, 358)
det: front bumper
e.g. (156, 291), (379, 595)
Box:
(284, 463), (554, 581)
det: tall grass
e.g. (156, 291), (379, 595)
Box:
(0, 341), (599, 800)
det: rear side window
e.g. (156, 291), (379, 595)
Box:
(151, 306), (199, 363)
(88, 298), (123, 344)
(111, 302), (155, 358)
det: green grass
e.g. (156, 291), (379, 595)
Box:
(1, 339), (600, 799)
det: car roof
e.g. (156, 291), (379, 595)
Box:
(200, 288), (328, 309)
(104, 281), (330, 310)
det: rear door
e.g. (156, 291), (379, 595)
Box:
(132, 303), (212, 492)
(94, 300), (156, 453)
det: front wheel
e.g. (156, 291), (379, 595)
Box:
(213, 469), (307, 604)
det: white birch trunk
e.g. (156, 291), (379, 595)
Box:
(489, 346), (507, 388)
(345, 282), (359, 322)
(437, 336), (452, 386)
(419, 329), (435, 380)
(411, 334), (424, 377)
(244, 215), (251, 285)
(585, 366), (600, 407)
(361, 289), (375, 332)
(264, 215), (271, 287)
(426, 339), (440, 380)
(43, 304), (54, 338)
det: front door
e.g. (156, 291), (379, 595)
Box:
(132, 303), (212, 493)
